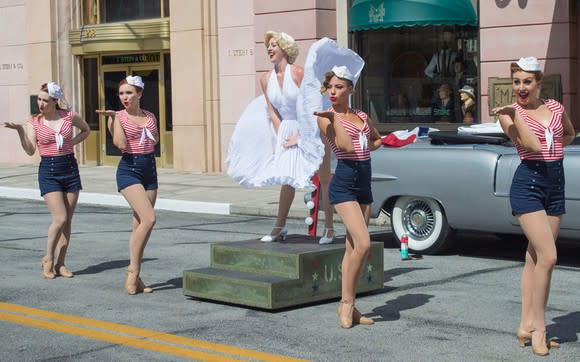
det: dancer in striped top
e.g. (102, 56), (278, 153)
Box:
(315, 66), (382, 329)
(4, 82), (90, 279)
(96, 75), (159, 295)
(494, 56), (575, 356)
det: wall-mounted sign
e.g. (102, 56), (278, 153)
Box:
(1, 63), (24, 71)
(102, 53), (160, 65)
(487, 74), (561, 115)
(228, 49), (253, 57)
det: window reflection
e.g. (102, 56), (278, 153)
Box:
(84, 0), (167, 23)
(354, 26), (479, 125)
(100, 0), (161, 22)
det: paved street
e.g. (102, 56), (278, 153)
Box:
(1, 198), (579, 361)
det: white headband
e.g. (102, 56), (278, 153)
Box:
(516, 56), (541, 72)
(126, 75), (145, 89)
(47, 82), (63, 99)
(331, 65), (354, 82)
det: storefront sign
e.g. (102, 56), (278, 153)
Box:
(102, 53), (160, 65)
(369, 2), (385, 24)
(0, 63), (23, 71)
(487, 75), (561, 115)
(227, 49), (253, 56)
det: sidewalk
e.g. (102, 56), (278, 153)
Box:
(0, 163), (388, 225)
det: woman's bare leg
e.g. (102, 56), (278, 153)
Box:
(43, 192), (70, 261)
(121, 185), (157, 274)
(518, 214), (561, 334)
(54, 191), (80, 268)
(334, 201), (371, 302)
(270, 185), (295, 233)
(516, 210), (559, 351)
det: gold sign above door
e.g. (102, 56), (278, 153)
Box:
(69, 19), (170, 55)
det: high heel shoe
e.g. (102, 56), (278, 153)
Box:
(41, 256), (55, 279)
(260, 226), (287, 242)
(54, 263), (74, 278)
(337, 300), (354, 329)
(353, 307), (374, 325)
(531, 329), (549, 356)
(516, 328), (560, 349)
(319, 228), (335, 245)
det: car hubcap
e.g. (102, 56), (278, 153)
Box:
(403, 200), (435, 239)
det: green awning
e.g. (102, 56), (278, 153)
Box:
(349, 0), (478, 32)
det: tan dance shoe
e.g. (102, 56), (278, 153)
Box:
(337, 300), (354, 329)
(41, 256), (55, 279)
(54, 264), (74, 278)
(353, 307), (374, 325)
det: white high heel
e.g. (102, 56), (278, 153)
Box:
(319, 228), (335, 244)
(260, 226), (288, 242)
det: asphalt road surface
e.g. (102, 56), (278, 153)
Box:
(1, 198), (579, 361)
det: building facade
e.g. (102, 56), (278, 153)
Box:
(0, 1), (577, 171)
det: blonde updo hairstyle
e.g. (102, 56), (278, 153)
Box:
(264, 31), (299, 64)
(320, 71), (354, 94)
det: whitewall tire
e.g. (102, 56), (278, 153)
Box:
(391, 196), (454, 254)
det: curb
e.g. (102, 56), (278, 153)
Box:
(0, 186), (389, 226)
(0, 187), (231, 215)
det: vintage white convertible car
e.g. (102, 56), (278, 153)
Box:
(370, 131), (580, 254)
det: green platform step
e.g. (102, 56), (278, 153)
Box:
(183, 235), (384, 309)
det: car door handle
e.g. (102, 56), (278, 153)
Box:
(371, 173), (397, 181)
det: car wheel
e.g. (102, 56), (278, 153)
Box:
(391, 196), (454, 254)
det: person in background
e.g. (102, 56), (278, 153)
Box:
(4, 82), (90, 279)
(96, 75), (159, 295)
(494, 56), (575, 356)
(315, 66), (382, 329)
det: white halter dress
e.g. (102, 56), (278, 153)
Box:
(226, 65), (324, 189)
(226, 37), (364, 189)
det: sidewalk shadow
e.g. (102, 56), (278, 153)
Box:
(73, 258), (156, 275)
(547, 311), (580, 344)
(368, 293), (434, 322)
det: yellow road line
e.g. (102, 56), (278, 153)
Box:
(0, 302), (309, 362)
(0, 311), (229, 361)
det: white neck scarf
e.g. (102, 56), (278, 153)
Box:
(358, 131), (368, 152)
(139, 127), (155, 145)
(545, 128), (554, 154)
(55, 134), (64, 150)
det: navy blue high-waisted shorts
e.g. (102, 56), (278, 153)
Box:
(38, 154), (82, 197)
(510, 159), (565, 216)
(328, 159), (373, 205)
(116, 153), (158, 192)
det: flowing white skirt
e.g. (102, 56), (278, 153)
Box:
(226, 95), (323, 189)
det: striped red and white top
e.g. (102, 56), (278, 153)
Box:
(513, 99), (564, 161)
(30, 111), (74, 157)
(325, 108), (371, 161)
(116, 109), (158, 154)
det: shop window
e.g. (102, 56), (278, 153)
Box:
(354, 26), (479, 125)
(83, 0), (169, 24)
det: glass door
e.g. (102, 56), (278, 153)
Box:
(100, 66), (165, 166)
